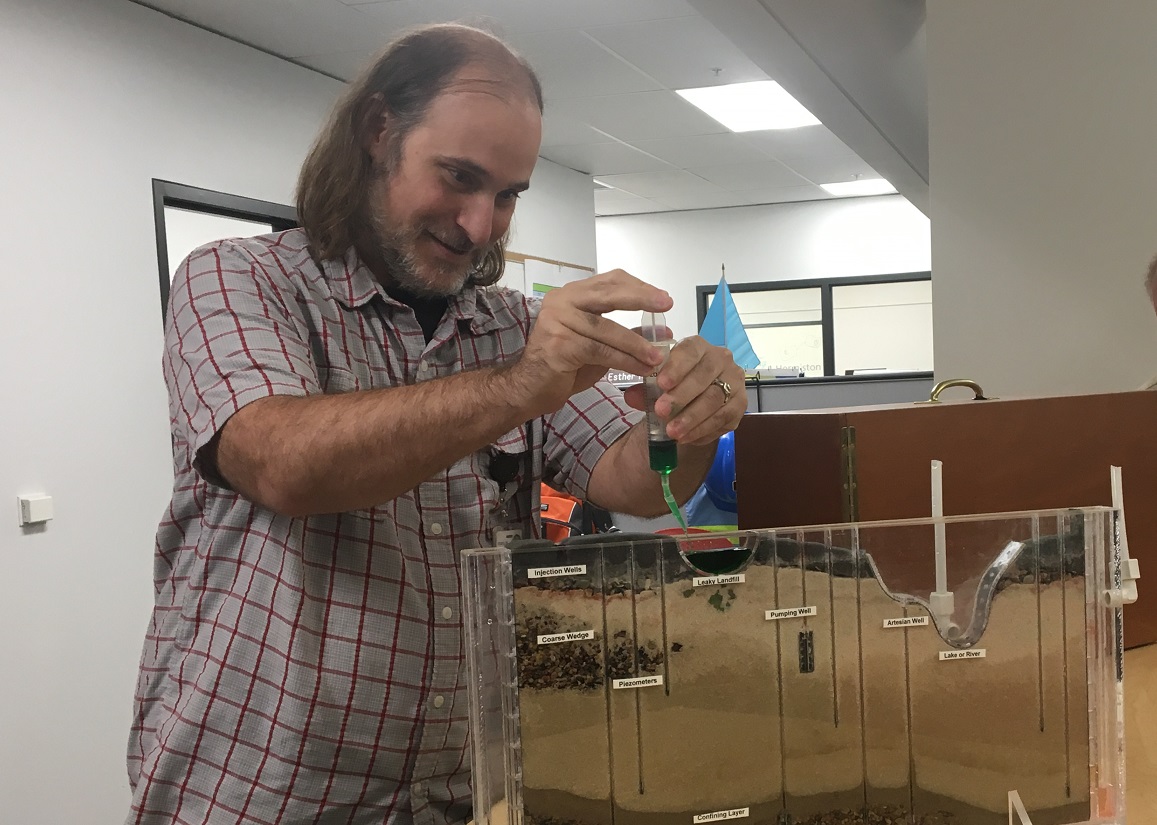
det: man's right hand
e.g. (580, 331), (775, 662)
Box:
(503, 269), (674, 416)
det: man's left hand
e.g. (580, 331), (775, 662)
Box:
(622, 336), (746, 446)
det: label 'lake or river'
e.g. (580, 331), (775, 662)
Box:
(939, 649), (987, 661)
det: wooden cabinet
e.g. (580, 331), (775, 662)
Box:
(735, 390), (1157, 646)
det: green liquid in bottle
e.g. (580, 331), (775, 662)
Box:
(648, 438), (679, 474)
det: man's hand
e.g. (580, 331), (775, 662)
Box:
(588, 339), (744, 516)
(621, 336), (746, 446)
(504, 269), (674, 416)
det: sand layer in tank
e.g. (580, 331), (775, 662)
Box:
(511, 558), (1089, 825)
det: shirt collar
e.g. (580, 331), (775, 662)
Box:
(325, 247), (506, 334)
(327, 247), (385, 309)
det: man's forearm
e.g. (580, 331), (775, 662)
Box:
(586, 422), (716, 518)
(215, 366), (530, 516)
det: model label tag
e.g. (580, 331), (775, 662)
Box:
(537, 630), (596, 645)
(939, 649), (987, 661)
(612, 675), (664, 689)
(884, 616), (930, 629)
(765, 606), (817, 621)
(693, 808), (750, 823)
(527, 564), (587, 579)
(693, 574), (745, 587)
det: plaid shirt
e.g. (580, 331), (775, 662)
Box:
(128, 229), (640, 825)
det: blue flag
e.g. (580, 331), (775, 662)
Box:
(699, 275), (760, 370)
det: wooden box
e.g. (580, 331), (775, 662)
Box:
(735, 389), (1157, 647)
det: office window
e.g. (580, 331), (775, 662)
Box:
(697, 272), (932, 378)
(833, 280), (933, 375)
(729, 287), (825, 377)
(153, 180), (297, 322)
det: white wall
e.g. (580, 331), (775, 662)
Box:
(595, 194), (931, 339)
(927, 1), (1157, 397)
(0, 3), (334, 822)
(0, 1), (594, 822)
(511, 160), (597, 268)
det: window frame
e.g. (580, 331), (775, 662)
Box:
(153, 179), (298, 322)
(695, 271), (933, 379)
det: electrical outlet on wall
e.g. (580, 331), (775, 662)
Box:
(17, 495), (53, 526)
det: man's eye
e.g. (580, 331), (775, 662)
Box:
(498, 190), (521, 203)
(446, 168), (471, 186)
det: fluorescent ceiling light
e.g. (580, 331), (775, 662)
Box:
(676, 81), (820, 132)
(820, 178), (897, 197)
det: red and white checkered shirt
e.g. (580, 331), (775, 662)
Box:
(128, 229), (640, 825)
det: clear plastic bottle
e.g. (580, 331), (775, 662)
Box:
(641, 311), (678, 474)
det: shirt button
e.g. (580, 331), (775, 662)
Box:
(429, 522), (444, 536)
(433, 695), (445, 709)
(442, 606), (453, 620)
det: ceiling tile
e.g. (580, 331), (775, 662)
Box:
(510, 29), (661, 101)
(627, 133), (769, 168)
(741, 124), (854, 162)
(141, 0), (393, 58)
(295, 49), (378, 79)
(551, 91), (726, 142)
(585, 15), (768, 90)
(686, 161), (808, 191)
(595, 169), (721, 198)
(734, 185), (831, 206)
(651, 184), (830, 212)
(539, 111), (606, 147)
(540, 142), (673, 176)
(350, 0), (699, 36)
(325, 0), (430, 30)
(595, 189), (672, 216)
(136, 0), (889, 213)
(650, 190), (756, 211)
(780, 155), (880, 186)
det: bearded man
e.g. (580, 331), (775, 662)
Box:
(127, 23), (744, 825)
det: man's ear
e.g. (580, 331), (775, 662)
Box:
(363, 94), (390, 158)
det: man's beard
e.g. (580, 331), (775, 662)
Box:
(367, 174), (491, 299)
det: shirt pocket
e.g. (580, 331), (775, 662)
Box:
(485, 424), (531, 481)
(476, 424), (533, 525)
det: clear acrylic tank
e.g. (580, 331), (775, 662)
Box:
(463, 507), (1128, 825)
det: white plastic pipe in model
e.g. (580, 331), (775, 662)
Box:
(1107, 465), (1140, 607)
(929, 459), (956, 631)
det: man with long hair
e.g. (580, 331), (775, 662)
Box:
(128, 23), (745, 825)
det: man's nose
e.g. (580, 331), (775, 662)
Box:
(458, 195), (496, 248)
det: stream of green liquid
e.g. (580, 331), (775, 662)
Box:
(650, 440), (688, 533)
